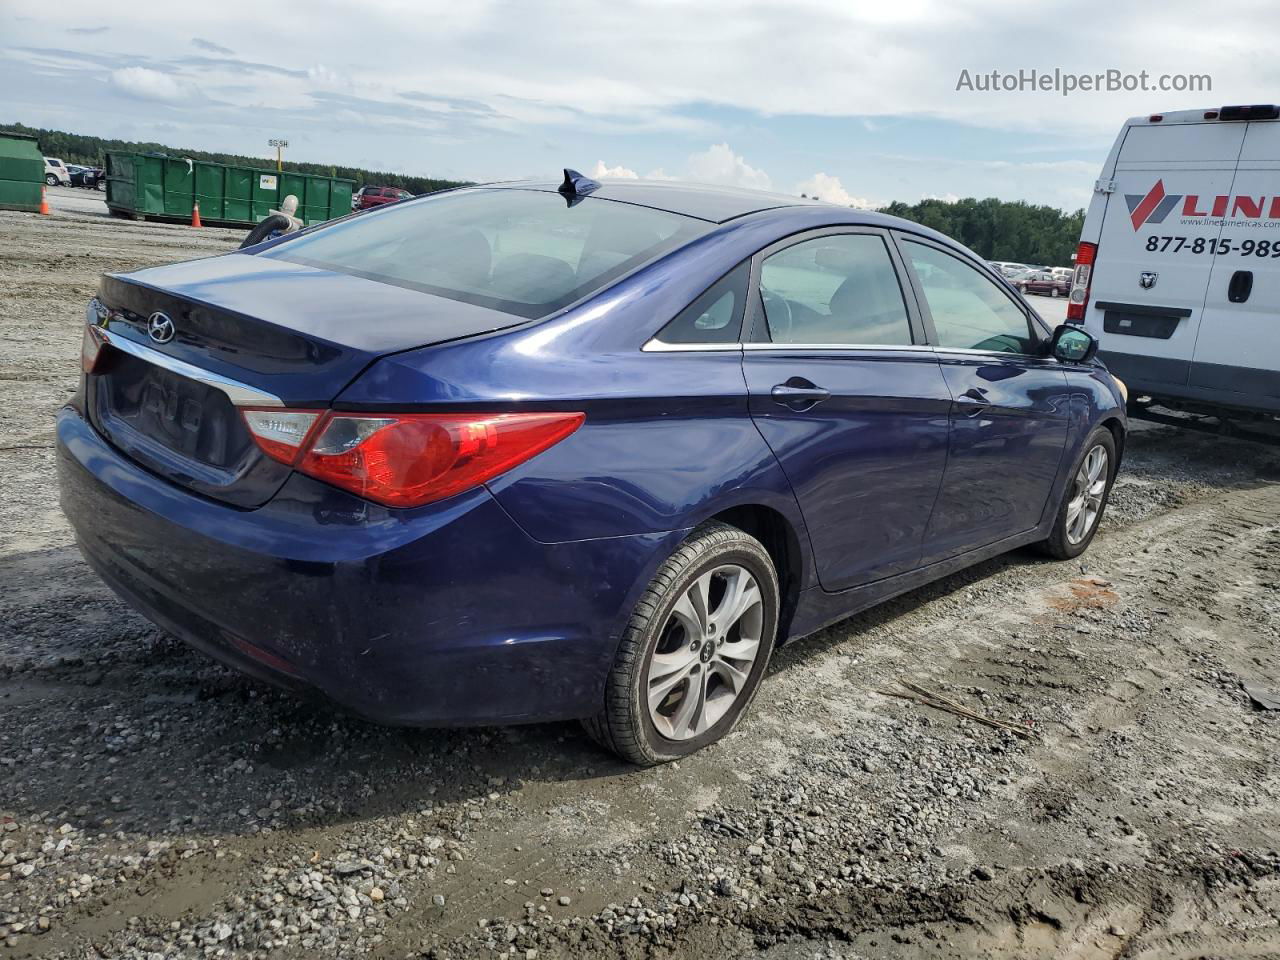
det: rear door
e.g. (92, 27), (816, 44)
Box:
(896, 236), (1071, 562)
(740, 228), (952, 590)
(1191, 119), (1280, 407)
(1087, 121), (1247, 391)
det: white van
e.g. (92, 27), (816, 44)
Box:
(1071, 104), (1280, 417)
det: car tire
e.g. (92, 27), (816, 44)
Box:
(583, 521), (780, 766)
(1050, 287), (1060, 298)
(45, 174), (58, 186)
(1036, 426), (1117, 560)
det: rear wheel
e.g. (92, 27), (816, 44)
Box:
(583, 522), (779, 766)
(1036, 427), (1117, 559)
(45, 174), (57, 186)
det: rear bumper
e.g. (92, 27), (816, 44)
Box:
(57, 406), (682, 725)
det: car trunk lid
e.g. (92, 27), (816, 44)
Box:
(87, 253), (526, 508)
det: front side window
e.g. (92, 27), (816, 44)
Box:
(758, 234), (912, 345)
(903, 241), (1039, 354)
(265, 188), (706, 319)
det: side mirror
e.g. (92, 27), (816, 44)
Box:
(1049, 324), (1098, 363)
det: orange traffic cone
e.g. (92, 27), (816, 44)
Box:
(191, 200), (202, 228)
(39, 185), (50, 216)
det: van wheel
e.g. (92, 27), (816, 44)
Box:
(1036, 427), (1117, 560)
(1050, 287), (1060, 298)
(582, 522), (779, 766)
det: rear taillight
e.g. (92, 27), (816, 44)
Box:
(81, 300), (109, 373)
(242, 410), (324, 464)
(81, 324), (105, 373)
(241, 409), (585, 508)
(1066, 241), (1096, 323)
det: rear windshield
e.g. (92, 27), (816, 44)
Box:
(263, 188), (707, 319)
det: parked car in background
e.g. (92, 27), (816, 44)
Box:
(353, 185), (414, 211)
(1013, 269), (1071, 297)
(61, 175), (1125, 765)
(992, 261), (1031, 279)
(69, 166), (105, 190)
(43, 157), (70, 187)
(1051, 266), (1073, 282)
(1073, 104), (1280, 419)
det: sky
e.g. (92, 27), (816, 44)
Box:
(3, 0), (1278, 212)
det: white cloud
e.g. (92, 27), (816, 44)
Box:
(923, 191), (960, 202)
(108, 67), (190, 103)
(795, 172), (873, 208)
(9, 0), (1276, 207)
(685, 143), (771, 190)
(591, 160), (638, 179)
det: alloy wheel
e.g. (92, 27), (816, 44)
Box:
(1065, 444), (1109, 544)
(646, 564), (763, 741)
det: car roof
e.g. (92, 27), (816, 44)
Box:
(485, 178), (830, 224)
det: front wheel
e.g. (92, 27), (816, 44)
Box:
(583, 522), (779, 766)
(1036, 427), (1117, 560)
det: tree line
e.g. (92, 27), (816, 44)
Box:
(4, 122), (1085, 263)
(0, 122), (470, 196)
(879, 196), (1085, 267)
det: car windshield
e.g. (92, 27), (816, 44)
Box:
(263, 187), (707, 319)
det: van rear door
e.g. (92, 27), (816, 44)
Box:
(1089, 122), (1246, 391)
(1191, 120), (1280, 409)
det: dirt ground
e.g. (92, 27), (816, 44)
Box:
(2, 206), (1279, 960)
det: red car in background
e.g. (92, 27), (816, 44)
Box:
(353, 185), (414, 211)
(1013, 269), (1070, 298)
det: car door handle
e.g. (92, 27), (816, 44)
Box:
(1228, 270), (1253, 303)
(771, 379), (830, 411)
(953, 387), (990, 417)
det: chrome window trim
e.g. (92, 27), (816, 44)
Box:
(92, 324), (285, 408)
(931, 345), (1054, 361)
(641, 338), (743, 353)
(743, 342), (933, 352)
(641, 339), (941, 353)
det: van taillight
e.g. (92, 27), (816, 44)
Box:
(1066, 242), (1097, 323)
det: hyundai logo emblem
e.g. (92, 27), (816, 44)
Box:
(147, 312), (176, 344)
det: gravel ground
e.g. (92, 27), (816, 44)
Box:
(2, 207), (1280, 959)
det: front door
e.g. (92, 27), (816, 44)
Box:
(896, 236), (1072, 563)
(740, 229), (952, 591)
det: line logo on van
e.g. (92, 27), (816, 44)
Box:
(1127, 179), (1280, 231)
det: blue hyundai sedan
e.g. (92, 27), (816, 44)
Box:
(58, 172), (1126, 765)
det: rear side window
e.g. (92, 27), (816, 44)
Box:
(758, 234), (912, 345)
(265, 188), (706, 319)
(655, 261), (749, 344)
(903, 241), (1039, 354)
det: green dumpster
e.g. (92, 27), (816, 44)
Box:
(105, 152), (355, 227)
(0, 132), (45, 213)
